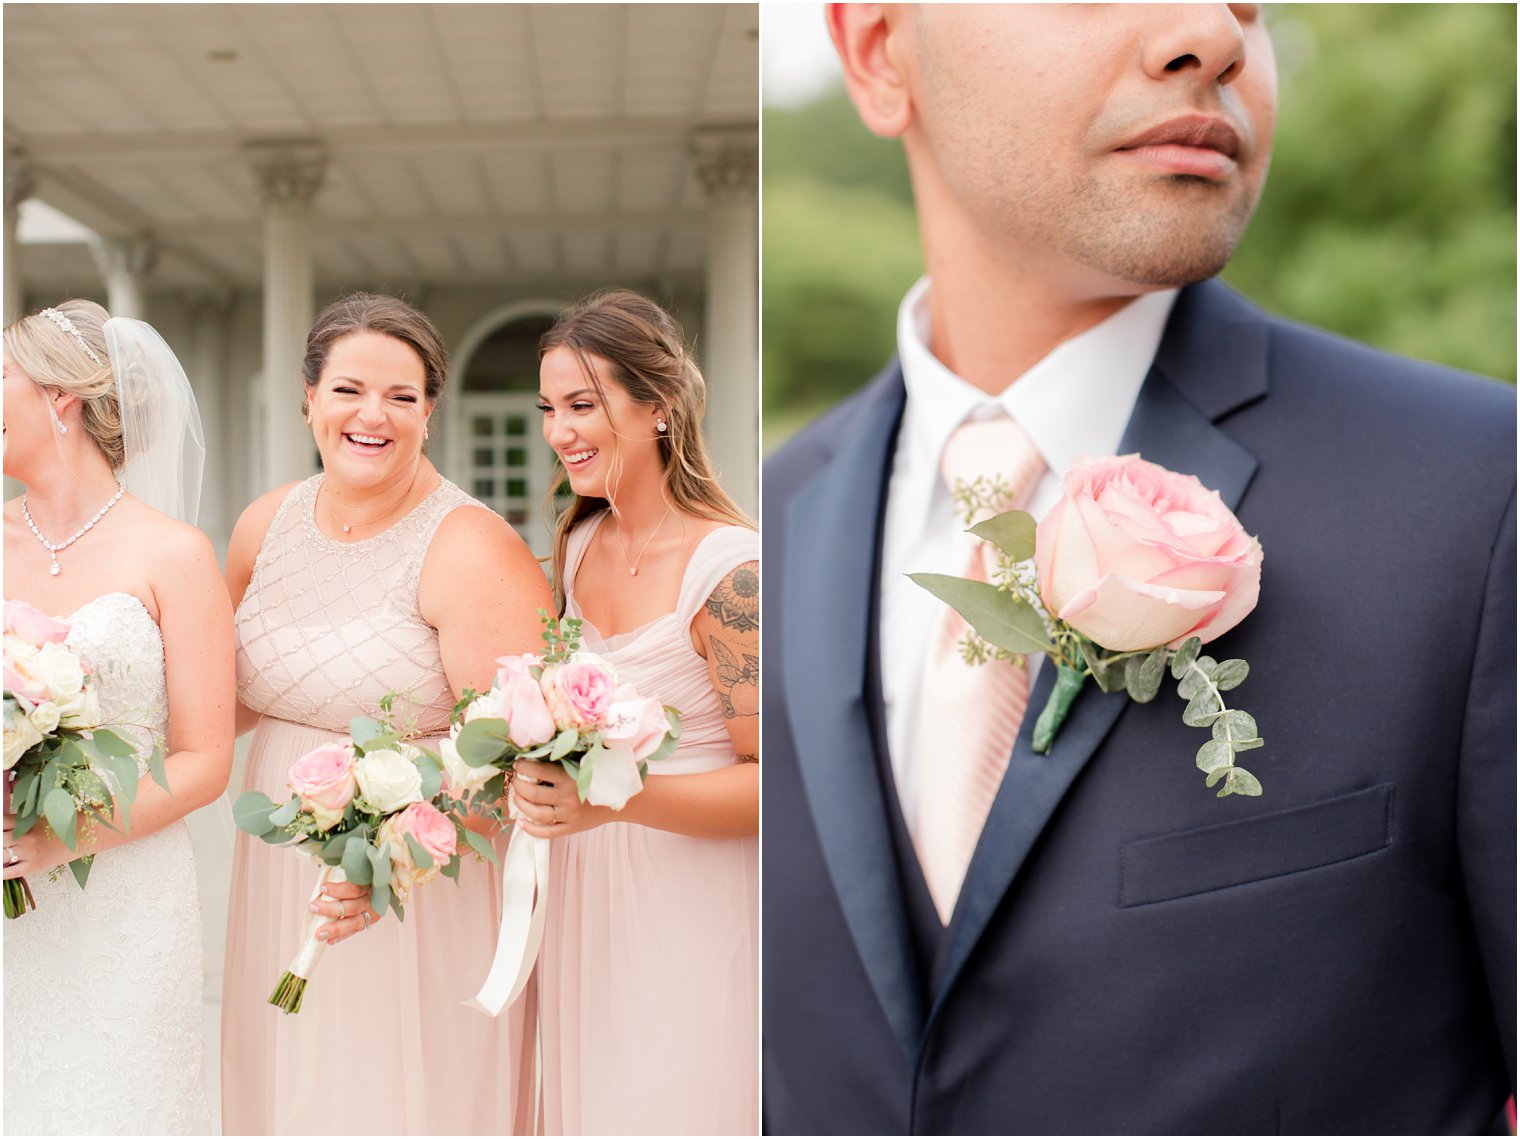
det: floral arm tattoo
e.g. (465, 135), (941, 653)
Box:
(698, 560), (759, 763)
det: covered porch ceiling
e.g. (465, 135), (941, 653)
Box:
(5, 3), (759, 293)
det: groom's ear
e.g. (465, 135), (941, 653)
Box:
(828, 4), (914, 140)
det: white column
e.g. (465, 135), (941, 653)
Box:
(249, 143), (326, 491)
(4, 156), (35, 327)
(185, 289), (235, 552)
(690, 127), (759, 516)
(89, 234), (156, 320)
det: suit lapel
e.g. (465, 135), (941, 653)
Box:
(930, 280), (1265, 1019)
(782, 366), (927, 1060)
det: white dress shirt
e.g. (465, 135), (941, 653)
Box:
(879, 277), (1179, 819)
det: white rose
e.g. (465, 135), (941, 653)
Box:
(31, 641), (86, 704)
(353, 747), (424, 813)
(438, 735), (496, 798)
(3, 698), (43, 769)
(27, 699), (61, 735)
(53, 684), (99, 729)
(461, 688), (510, 724)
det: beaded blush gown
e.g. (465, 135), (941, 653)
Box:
(535, 513), (759, 1135)
(4, 592), (212, 1135)
(220, 475), (533, 1136)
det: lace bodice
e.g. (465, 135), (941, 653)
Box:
(69, 591), (168, 770)
(236, 475), (482, 735)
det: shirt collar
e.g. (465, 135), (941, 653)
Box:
(896, 275), (1180, 473)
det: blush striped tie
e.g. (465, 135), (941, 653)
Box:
(913, 416), (1047, 924)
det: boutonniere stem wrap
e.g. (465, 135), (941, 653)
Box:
(914, 453), (1267, 797)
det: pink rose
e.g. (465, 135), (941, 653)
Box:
(4, 600), (70, 647)
(287, 742), (357, 831)
(493, 655), (557, 748)
(1035, 454), (1263, 652)
(602, 688), (670, 763)
(379, 801), (457, 899)
(541, 654), (617, 730)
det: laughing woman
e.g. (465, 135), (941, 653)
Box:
(220, 294), (551, 1135)
(511, 289), (758, 1135)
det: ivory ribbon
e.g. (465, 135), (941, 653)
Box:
(466, 826), (549, 1016)
(289, 862), (346, 981)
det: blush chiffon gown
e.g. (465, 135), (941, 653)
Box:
(534, 512), (760, 1135)
(220, 475), (533, 1135)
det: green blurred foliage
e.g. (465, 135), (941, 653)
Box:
(763, 4), (1516, 451)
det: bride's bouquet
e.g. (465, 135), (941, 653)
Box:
(234, 699), (474, 1014)
(3, 600), (168, 918)
(454, 610), (682, 1016)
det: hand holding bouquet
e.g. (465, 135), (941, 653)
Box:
(442, 611), (681, 820)
(234, 701), (471, 1014)
(914, 454), (1267, 797)
(3, 600), (168, 918)
(460, 610), (681, 1016)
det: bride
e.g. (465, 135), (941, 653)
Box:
(2, 300), (234, 1135)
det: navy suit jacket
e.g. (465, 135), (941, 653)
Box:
(762, 280), (1516, 1135)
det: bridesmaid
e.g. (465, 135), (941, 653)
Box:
(220, 293), (552, 1134)
(512, 289), (759, 1135)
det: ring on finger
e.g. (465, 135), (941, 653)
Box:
(336, 897), (347, 919)
(3, 846), (14, 866)
(362, 910), (373, 930)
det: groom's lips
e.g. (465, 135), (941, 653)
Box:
(1114, 115), (1241, 180)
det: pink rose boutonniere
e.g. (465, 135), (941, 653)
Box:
(914, 453), (1267, 797)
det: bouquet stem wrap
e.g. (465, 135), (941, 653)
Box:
(466, 827), (549, 1016)
(4, 877), (35, 919)
(1032, 663), (1087, 755)
(269, 863), (348, 1015)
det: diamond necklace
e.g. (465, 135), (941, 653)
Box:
(614, 503), (674, 577)
(21, 481), (127, 576)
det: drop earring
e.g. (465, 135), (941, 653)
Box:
(51, 407), (68, 435)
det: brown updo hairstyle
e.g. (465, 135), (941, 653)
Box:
(539, 288), (753, 608)
(300, 292), (448, 423)
(3, 299), (124, 467)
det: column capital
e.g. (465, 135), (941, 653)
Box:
(689, 126), (758, 204)
(246, 141), (328, 208)
(89, 232), (157, 280)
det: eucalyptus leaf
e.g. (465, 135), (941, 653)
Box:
(323, 830), (354, 863)
(546, 728), (577, 762)
(233, 790), (279, 836)
(107, 754), (139, 826)
(1182, 689), (1223, 728)
(461, 826), (500, 866)
(1195, 738), (1233, 774)
(1220, 709), (1259, 743)
(440, 854), (462, 882)
(572, 750), (596, 801)
(1080, 640), (1125, 694)
(147, 746), (170, 792)
(416, 756), (442, 801)
(342, 837), (374, 885)
(456, 718), (511, 766)
(1170, 637), (1202, 680)
(1213, 659), (1250, 691)
(348, 716), (387, 751)
(1177, 667), (1208, 700)
(404, 832), (435, 871)
(389, 894), (405, 922)
(909, 573), (1055, 657)
(967, 509), (1038, 562)
(69, 854), (94, 889)
(1205, 766), (1231, 789)
(1220, 767), (1263, 797)
(1138, 646), (1168, 702)
(369, 844), (393, 918)
(43, 787), (77, 849)
(1232, 737), (1265, 752)
(87, 728), (136, 758)
(267, 798), (301, 828)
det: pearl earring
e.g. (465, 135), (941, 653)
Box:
(51, 408), (68, 435)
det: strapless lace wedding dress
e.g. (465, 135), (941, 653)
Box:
(3, 592), (211, 1135)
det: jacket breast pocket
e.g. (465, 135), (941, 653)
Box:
(1117, 783), (1395, 907)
